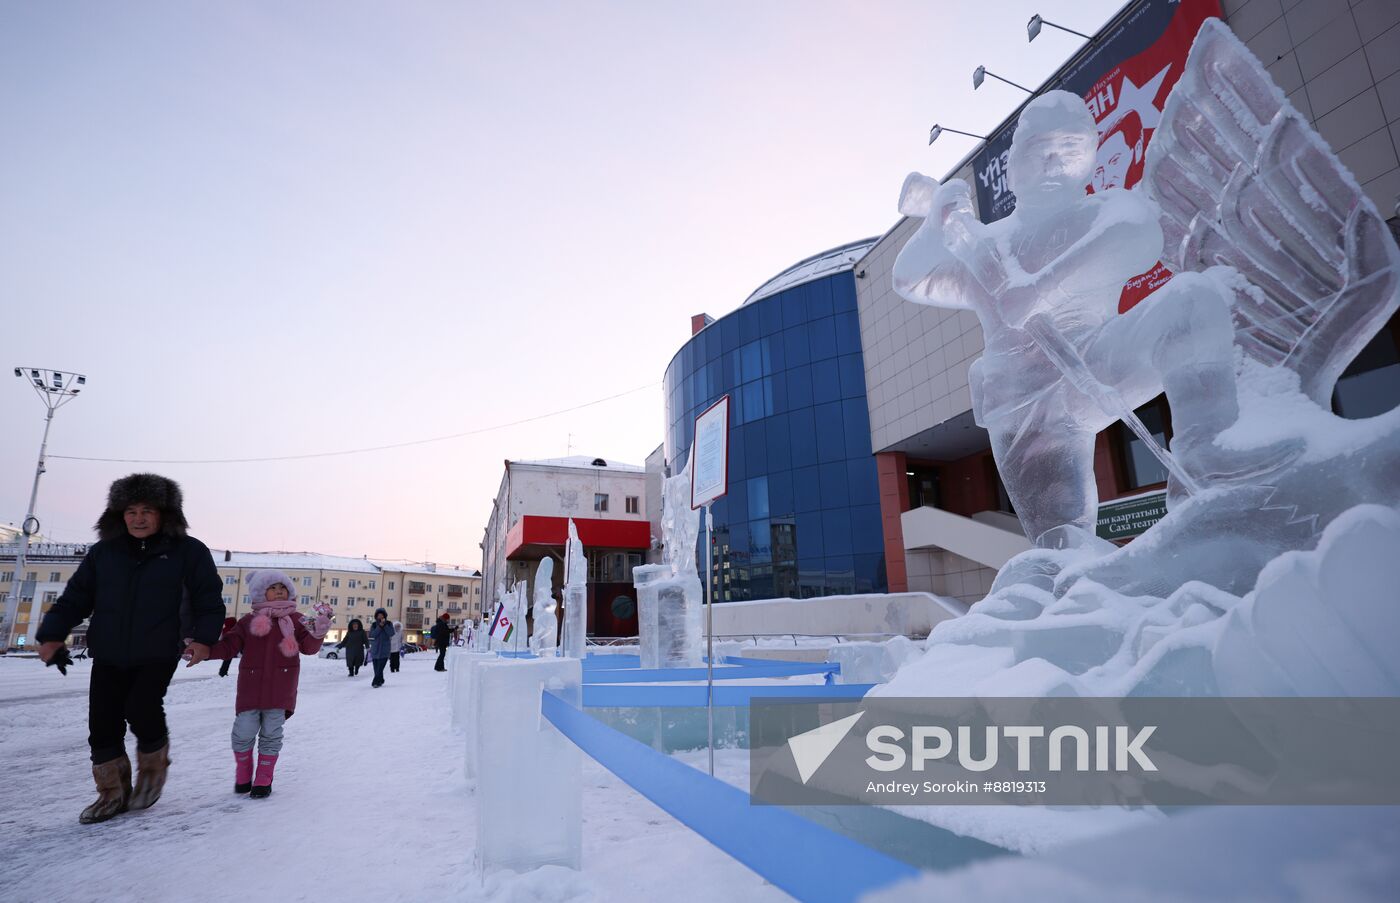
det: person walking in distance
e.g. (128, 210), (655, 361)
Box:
(35, 474), (225, 824)
(368, 608), (395, 688)
(431, 613), (450, 672)
(336, 618), (368, 676)
(389, 620), (404, 673)
(203, 570), (329, 798)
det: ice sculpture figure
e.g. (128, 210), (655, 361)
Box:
(635, 451), (704, 667)
(508, 580), (529, 652)
(530, 557), (557, 655)
(881, 19), (1400, 701)
(561, 519), (588, 658)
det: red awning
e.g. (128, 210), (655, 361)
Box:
(504, 515), (651, 559)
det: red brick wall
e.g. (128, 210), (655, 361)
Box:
(938, 451), (998, 517)
(875, 452), (910, 592)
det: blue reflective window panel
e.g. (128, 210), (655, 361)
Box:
(785, 365), (813, 410)
(747, 475), (769, 520)
(819, 461), (850, 510)
(765, 414), (792, 472)
(743, 423), (767, 477)
(853, 554), (886, 593)
(822, 512), (853, 561)
(788, 408), (817, 467)
(807, 279), (834, 319)
(723, 349), (741, 387)
(730, 386), (746, 426)
(783, 325), (811, 368)
(814, 401), (845, 463)
(742, 380), (765, 425)
(835, 311), (862, 355)
(725, 520), (750, 559)
(825, 555), (855, 595)
(739, 341), (762, 383)
(811, 358), (841, 405)
(729, 428), (748, 482)
(847, 458), (879, 504)
(767, 470), (794, 517)
(838, 353), (866, 399)
(798, 559), (826, 598)
(770, 373), (789, 415)
(781, 288), (806, 329)
(843, 398), (872, 458)
(760, 296), (783, 335)
(763, 333), (785, 374)
(720, 313), (739, 351)
(849, 504), (884, 554)
(833, 276), (857, 313)
(738, 304), (760, 344)
(709, 497), (728, 525)
(808, 316), (838, 362)
(793, 465), (822, 513)
(704, 326), (721, 362)
(749, 518), (772, 561)
(795, 511), (824, 556)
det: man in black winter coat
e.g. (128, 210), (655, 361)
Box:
(36, 473), (225, 824)
(431, 613), (450, 672)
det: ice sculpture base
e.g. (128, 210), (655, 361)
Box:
(473, 657), (583, 875)
(635, 565), (703, 668)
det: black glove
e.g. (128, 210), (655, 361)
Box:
(46, 646), (74, 676)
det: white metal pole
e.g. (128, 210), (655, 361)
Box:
(4, 406), (54, 650)
(705, 502), (715, 776)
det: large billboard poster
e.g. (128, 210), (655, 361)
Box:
(971, 0), (1222, 310)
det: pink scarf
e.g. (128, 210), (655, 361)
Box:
(250, 599), (300, 658)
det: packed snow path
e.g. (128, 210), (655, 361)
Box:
(0, 654), (787, 903)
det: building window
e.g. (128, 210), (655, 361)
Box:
(302, 576), (312, 587)
(48, 571), (60, 582)
(1117, 395), (1173, 490)
(222, 596), (231, 605)
(594, 493), (609, 512)
(331, 596), (339, 605)
(243, 595), (250, 605)
(331, 578), (340, 588)
(389, 581), (396, 590)
(625, 496), (640, 514)
(26, 572), (36, 582)
(225, 575), (237, 585)
(408, 581), (426, 595)
(0, 572), (10, 582)
(368, 580), (377, 589)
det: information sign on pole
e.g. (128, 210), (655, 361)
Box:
(690, 396), (730, 510)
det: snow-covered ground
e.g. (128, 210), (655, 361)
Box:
(0, 653), (786, 903)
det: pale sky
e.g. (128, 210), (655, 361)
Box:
(2, 0), (1123, 566)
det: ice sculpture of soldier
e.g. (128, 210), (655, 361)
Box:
(893, 90), (1295, 548)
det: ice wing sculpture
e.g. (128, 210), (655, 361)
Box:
(1145, 18), (1400, 407)
(530, 557), (557, 655)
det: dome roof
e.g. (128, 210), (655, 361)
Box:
(741, 236), (878, 306)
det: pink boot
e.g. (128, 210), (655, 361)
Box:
(250, 754), (278, 799)
(233, 750), (254, 794)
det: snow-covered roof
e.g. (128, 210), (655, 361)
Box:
(511, 455), (644, 473)
(210, 550), (384, 574)
(369, 560), (481, 580)
(741, 237), (880, 306)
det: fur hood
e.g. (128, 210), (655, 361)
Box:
(247, 569), (299, 605)
(95, 473), (190, 541)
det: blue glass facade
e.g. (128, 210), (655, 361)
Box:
(663, 265), (886, 601)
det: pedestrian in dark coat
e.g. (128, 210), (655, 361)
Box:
(337, 619), (368, 676)
(206, 569), (328, 798)
(368, 608), (394, 688)
(35, 473), (225, 824)
(431, 613), (451, 672)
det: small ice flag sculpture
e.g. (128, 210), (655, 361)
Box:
(530, 557), (557, 655)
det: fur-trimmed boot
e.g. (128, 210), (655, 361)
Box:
(129, 742), (170, 811)
(250, 754), (278, 799)
(79, 754), (132, 824)
(234, 750), (254, 794)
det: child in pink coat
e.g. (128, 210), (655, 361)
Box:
(206, 570), (328, 798)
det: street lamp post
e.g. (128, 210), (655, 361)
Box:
(4, 367), (86, 650)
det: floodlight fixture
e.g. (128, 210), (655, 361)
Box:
(929, 124), (990, 146)
(1028, 14), (1091, 42)
(973, 65), (1033, 94)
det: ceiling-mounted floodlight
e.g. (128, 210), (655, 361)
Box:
(973, 65), (1033, 94)
(1028, 14), (1091, 42)
(929, 124), (989, 146)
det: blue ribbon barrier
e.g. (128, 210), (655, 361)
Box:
(541, 689), (919, 902)
(583, 682), (876, 708)
(585, 661), (840, 684)
(583, 653), (641, 669)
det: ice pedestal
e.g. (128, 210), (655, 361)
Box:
(634, 566), (703, 668)
(450, 651), (496, 740)
(473, 658), (583, 875)
(561, 584), (587, 658)
(827, 636), (922, 685)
